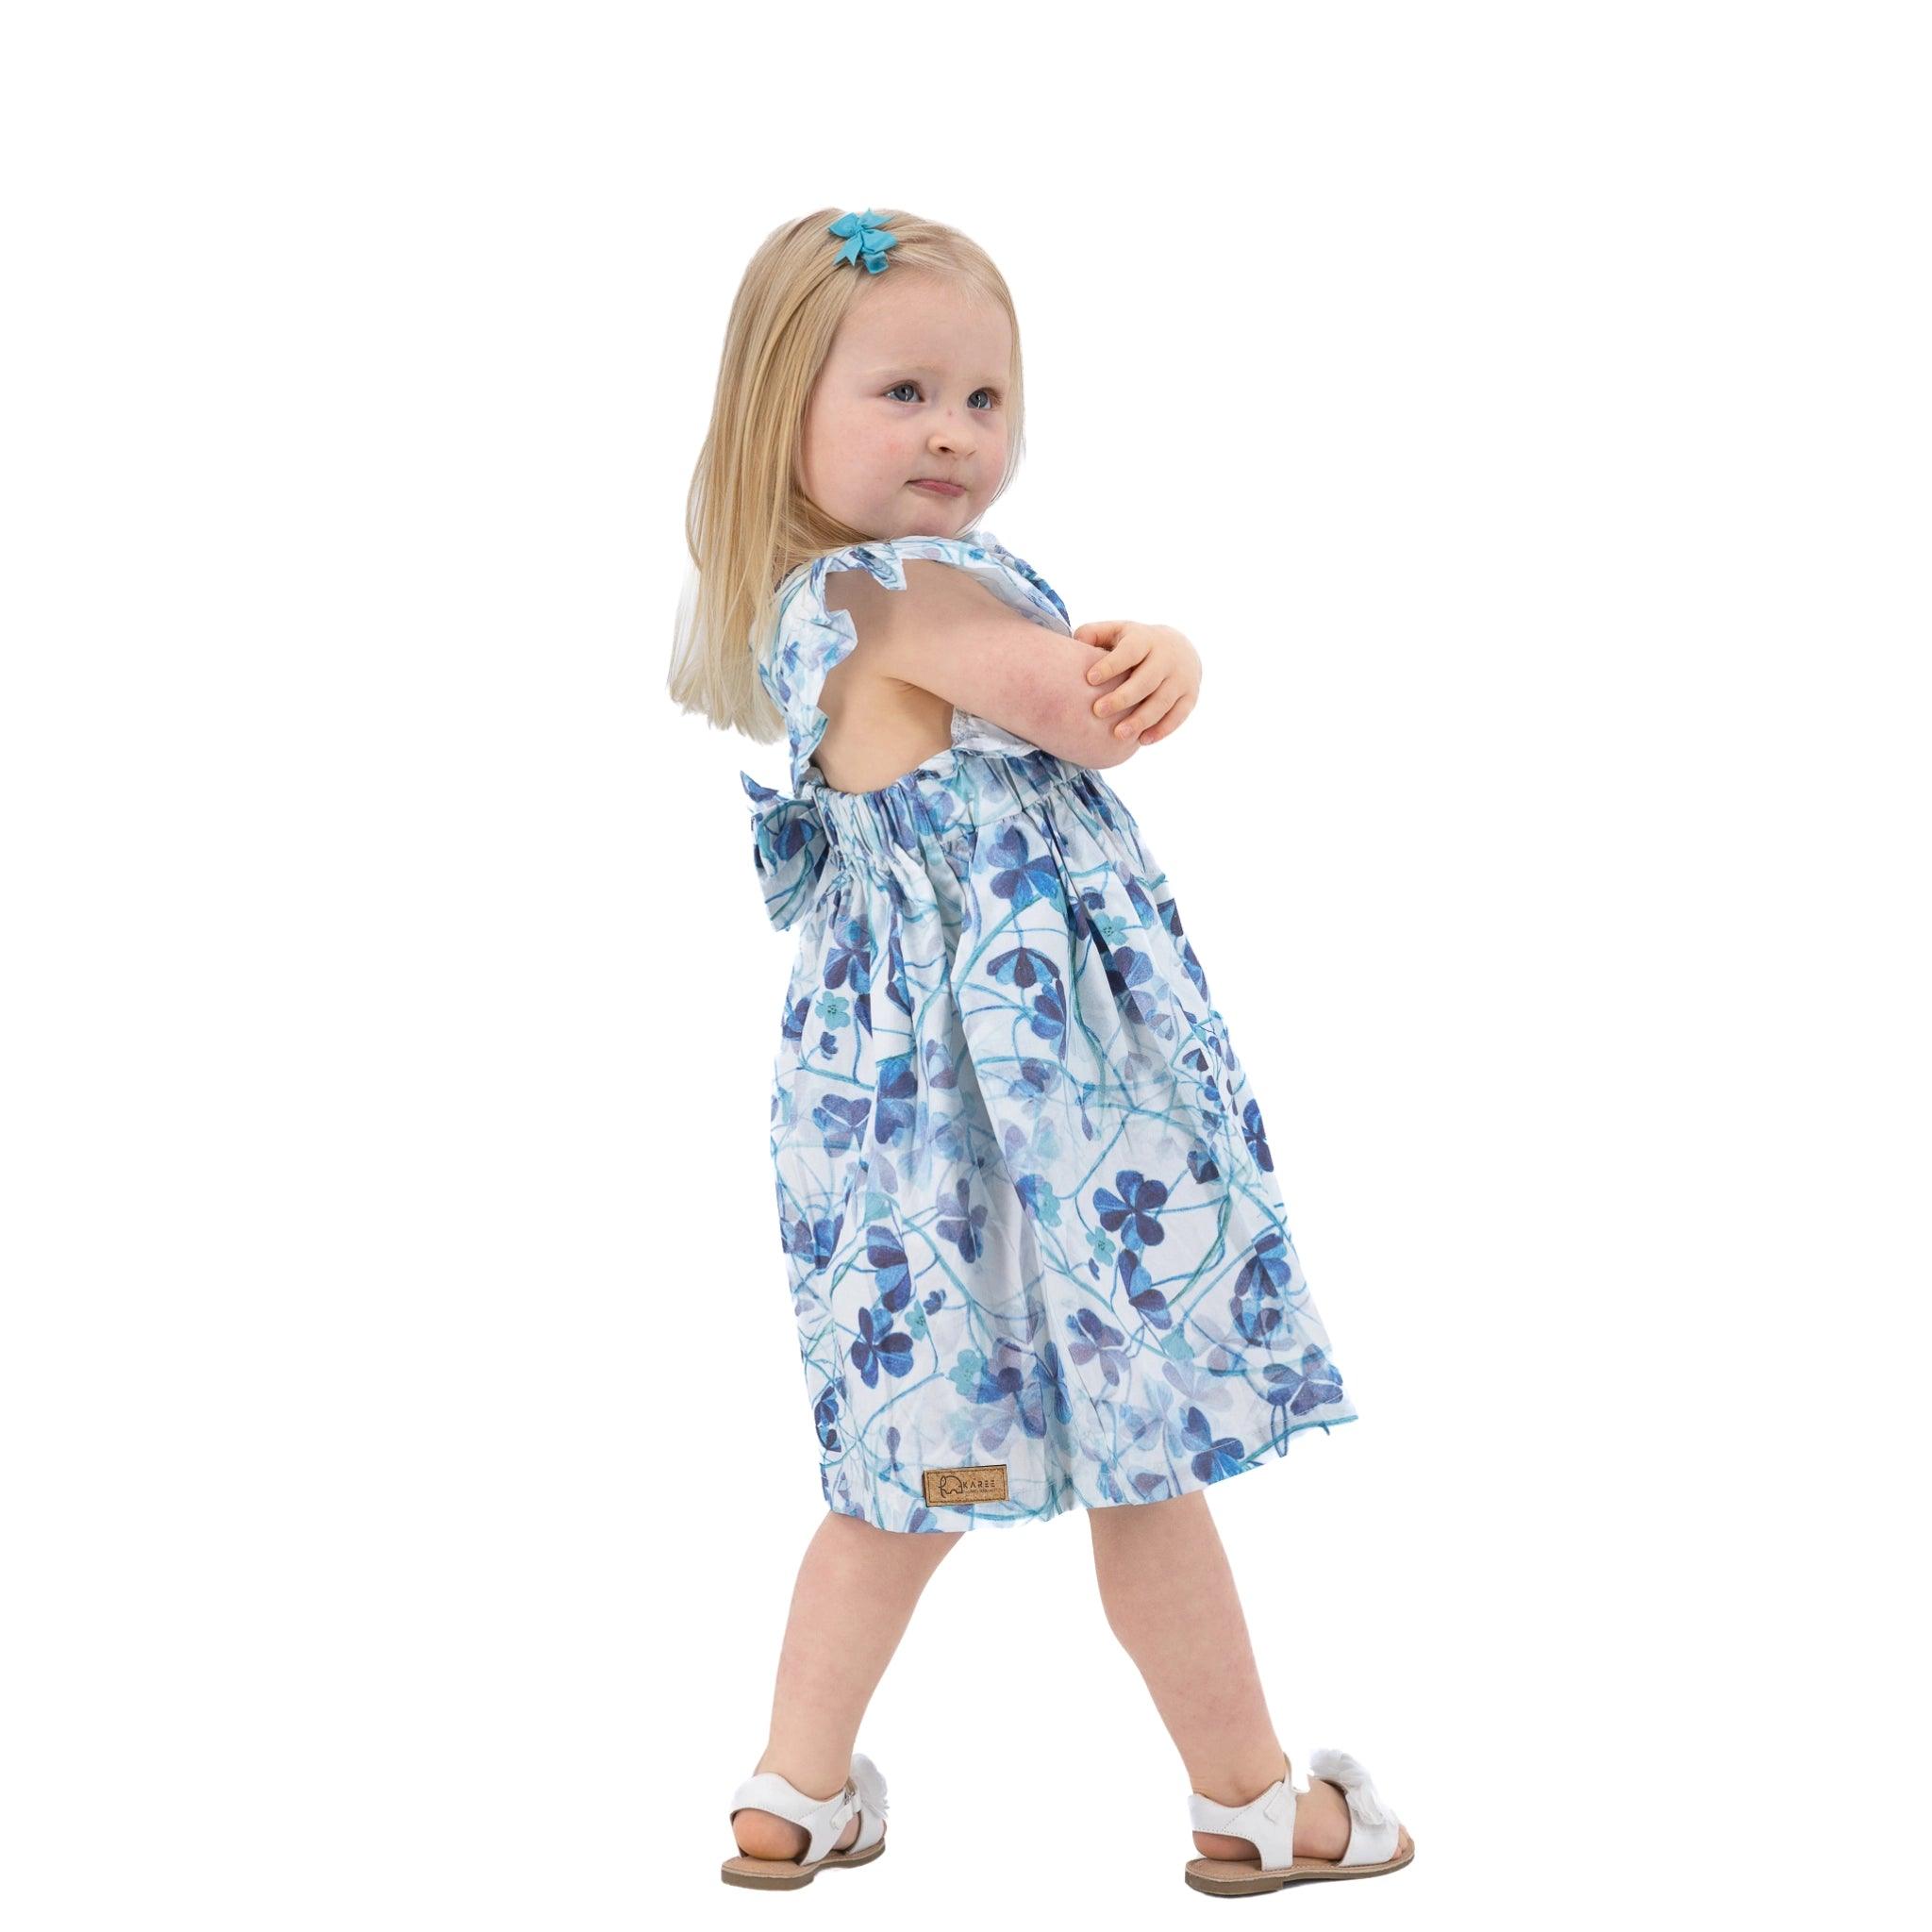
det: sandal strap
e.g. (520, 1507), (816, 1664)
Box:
(1187, 1758), (1298, 1870)
(728, 1751), (891, 1866)
(728, 1770), (858, 1868)
(1307, 1746), (1402, 1867)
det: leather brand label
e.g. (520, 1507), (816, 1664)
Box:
(922, 1463), (1008, 1507)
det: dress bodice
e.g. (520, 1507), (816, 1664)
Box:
(739, 527), (1073, 930)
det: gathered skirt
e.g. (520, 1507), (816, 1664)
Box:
(762, 744), (1357, 1531)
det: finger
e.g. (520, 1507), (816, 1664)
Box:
(1124, 686), (1179, 736)
(1074, 620), (1127, 651)
(1112, 680), (1179, 739)
(1093, 664), (1163, 717)
(1083, 627), (1151, 681)
(1137, 690), (1195, 743)
(1091, 654), (1163, 711)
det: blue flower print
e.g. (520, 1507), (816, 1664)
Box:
(1117, 1246), (1173, 1331)
(1024, 983), (1069, 1054)
(1241, 1097), (1274, 1172)
(1187, 1140), (1222, 1185)
(873, 1053), (920, 1146)
(849, 1304), (914, 1389)
(936, 1176), (988, 1263)
(1116, 1381), (1176, 1456)
(1031, 1340), (1074, 1431)
(1010, 1058), (1062, 1104)
(867, 1224), (913, 1311)
(1104, 946), (1175, 1041)
(1158, 893), (1213, 1004)
(813, 1385), (842, 1452)
(1232, 1229), (1292, 1344)
(824, 915), (873, 1014)
(1014, 1170), (1062, 1226)
(1065, 1307), (1130, 1388)
(812, 1093), (871, 1155)
(1092, 1168), (1169, 1251)
(947, 1345), (1030, 1455)
(1181, 1405), (1248, 1483)
(987, 944), (1071, 1055)
(987, 823), (1065, 911)
(885, 927), (913, 1020)
(784, 1209), (844, 1274)
(947, 1344), (1011, 1406)
(1088, 900), (1130, 948)
(1116, 870), (1158, 925)
(749, 526), (1358, 1530)
(1261, 1349), (1345, 1453)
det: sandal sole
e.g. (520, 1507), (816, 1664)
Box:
(1184, 1824), (1415, 1895)
(720, 1834), (887, 1889)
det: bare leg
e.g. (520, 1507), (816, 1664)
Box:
(1087, 1490), (1350, 1861)
(732, 1510), (966, 1860)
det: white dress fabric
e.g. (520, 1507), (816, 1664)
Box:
(737, 527), (1358, 1532)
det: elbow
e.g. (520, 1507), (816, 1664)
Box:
(1027, 680), (1141, 770)
(986, 648), (1145, 768)
(1086, 728), (1142, 771)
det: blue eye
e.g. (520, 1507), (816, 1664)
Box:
(885, 382), (1000, 409)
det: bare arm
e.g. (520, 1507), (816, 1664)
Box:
(823, 559), (1142, 770)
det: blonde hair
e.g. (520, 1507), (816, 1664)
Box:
(667, 208), (1027, 741)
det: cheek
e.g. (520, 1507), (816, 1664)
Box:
(824, 406), (893, 461)
(873, 424), (925, 469)
(798, 405), (833, 484)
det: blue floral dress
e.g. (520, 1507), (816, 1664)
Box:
(738, 528), (1357, 1533)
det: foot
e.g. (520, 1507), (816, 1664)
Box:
(732, 1782), (862, 1864)
(1191, 1756), (1353, 1865)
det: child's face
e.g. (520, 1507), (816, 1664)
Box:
(799, 271), (1013, 541)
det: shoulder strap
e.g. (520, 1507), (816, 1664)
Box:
(758, 528), (1069, 794)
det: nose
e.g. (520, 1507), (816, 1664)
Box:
(928, 412), (975, 458)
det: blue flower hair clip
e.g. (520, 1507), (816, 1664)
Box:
(828, 208), (899, 274)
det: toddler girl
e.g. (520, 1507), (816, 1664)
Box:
(670, 206), (1414, 1897)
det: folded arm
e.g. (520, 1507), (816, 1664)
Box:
(823, 559), (1143, 771)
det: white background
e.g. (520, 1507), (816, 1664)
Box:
(4, 4), (1926, 1927)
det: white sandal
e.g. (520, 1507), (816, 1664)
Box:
(1184, 1746), (1415, 1895)
(720, 1750), (890, 1890)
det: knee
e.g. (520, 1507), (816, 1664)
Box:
(1088, 1488), (1206, 1546)
(827, 1511), (969, 1558)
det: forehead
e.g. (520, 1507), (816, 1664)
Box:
(830, 275), (1012, 372)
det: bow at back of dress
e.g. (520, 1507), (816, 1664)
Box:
(739, 769), (832, 932)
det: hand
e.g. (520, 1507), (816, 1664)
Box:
(1074, 621), (1202, 745)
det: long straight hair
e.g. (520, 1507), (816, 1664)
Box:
(667, 208), (1027, 741)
